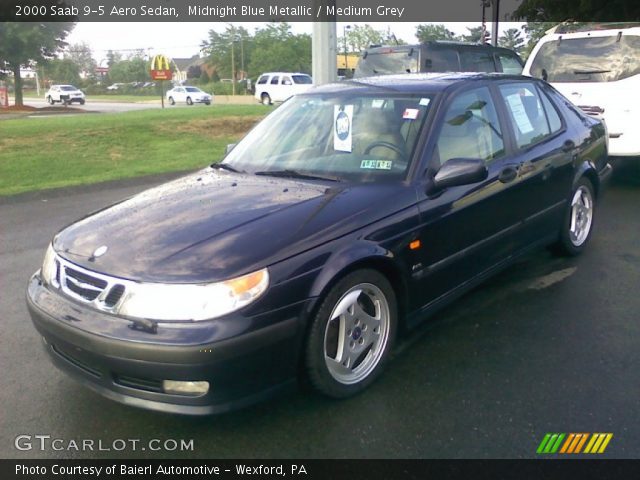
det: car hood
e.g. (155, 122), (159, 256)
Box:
(53, 168), (414, 283)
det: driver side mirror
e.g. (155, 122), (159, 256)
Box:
(429, 158), (488, 193)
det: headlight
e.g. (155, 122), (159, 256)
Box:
(118, 268), (269, 321)
(41, 243), (58, 286)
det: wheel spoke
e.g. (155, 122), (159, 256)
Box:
(353, 301), (380, 329)
(330, 289), (362, 322)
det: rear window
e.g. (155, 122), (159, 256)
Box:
(530, 35), (640, 82)
(424, 49), (460, 72)
(459, 50), (496, 72)
(292, 75), (312, 84)
(496, 53), (523, 74)
(354, 48), (419, 77)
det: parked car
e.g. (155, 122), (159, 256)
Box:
(523, 23), (640, 157)
(354, 42), (524, 78)
(45, 85), (85, 105)
(254, 72), (313, 105)
(27, 73), (611, 414)
(106, 83), (125, 91)
(166, 86), (212, 105)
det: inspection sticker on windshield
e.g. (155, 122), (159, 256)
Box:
(334, 105), (354, 152)
(360, 160), (392, 170)
(403, 108), (420, 120)
(419, 98), (431, 106)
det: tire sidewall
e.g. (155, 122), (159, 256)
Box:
(305, 269), (397, 398)
(559, 177), (596, 256)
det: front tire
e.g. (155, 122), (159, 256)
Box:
(553, 177), (596, 256)
(168, 97), (175, 105)
(186, 97), (193, 105)
(47, 96), (54, 105)
(305, 269), (397, 398)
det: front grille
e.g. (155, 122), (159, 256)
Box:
(52, 344), (102, 378)
(56, 256), (126, 310)
(114, 374), (164, 393)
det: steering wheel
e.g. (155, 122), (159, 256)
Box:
(363, 141), (407, 161)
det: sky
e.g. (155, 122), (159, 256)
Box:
(65, 22), (525, 65)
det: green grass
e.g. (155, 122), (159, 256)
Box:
(0, 105), (269, 196)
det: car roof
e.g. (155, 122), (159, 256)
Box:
(259, 72), (311, 76)
(311, 72), (529, 95)
(364, 43), (521, 55)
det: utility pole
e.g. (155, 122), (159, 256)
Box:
(491, 0), (500, 46)
(343, 25), (351, 78)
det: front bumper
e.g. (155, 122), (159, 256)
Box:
(26, 273), (302, 415)
(598, 162), (613, 188)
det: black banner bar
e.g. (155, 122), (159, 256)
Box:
(2, 0), (640, 22)
(2, 459), (640, 480)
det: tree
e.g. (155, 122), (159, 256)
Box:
(0, 22), (75, 105)
(415, 24), (457, 43)
(199, 69), (210, 84)
(513, 0), (640, 22)
(248, 23), (311, 77)
(498, 28), (525, 53)
(521, 22), (556, 60)
(106, 50), (122, 68)
(201, 25), (252, 80)
(343, 24), (385, 53)
(65, 42), (97, 79)
(45, 58), (80, 85)
(108, 57), (149, 83)
(461, 26), (491, 44)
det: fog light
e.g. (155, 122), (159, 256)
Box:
(162, 380), (209, 396)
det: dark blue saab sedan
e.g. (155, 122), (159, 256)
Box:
(27, 73), (612, 414)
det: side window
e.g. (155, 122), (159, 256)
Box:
(424, 49), (459, 71)
(498, 82), (554, 149)
(270, 76), (280, 85)
(282, 76), (292, 85)
(495, 54), (523, 74)
(537, 86), (562, 133)
(460, 51), (496, 72)
(257, 75), (268, 85)
(433, 87), (505, 169)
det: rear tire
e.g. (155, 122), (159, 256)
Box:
(552, 177), (596, 256)
(305, 269), (397, 398)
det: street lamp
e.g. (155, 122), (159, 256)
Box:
(343, 25), (351, 78)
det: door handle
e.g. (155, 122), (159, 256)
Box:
(498, 165), (518, 183)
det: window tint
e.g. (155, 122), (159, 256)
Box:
(496, 53), (523, 74)
(538, 87), (562, 133)
(257, 75), (269, 84)
(498, 83), (552, 149)
(529, 35), (640, 82)
(433, 87), (505, 168)
(270, 76), (280, 85)
(424, 48), (460, 71)
(282, 76), (292, 85)
(292, 75), (312, 84)
(460, 51), (496, 72)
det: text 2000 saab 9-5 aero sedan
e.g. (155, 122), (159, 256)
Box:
(27, 73), (612, 414)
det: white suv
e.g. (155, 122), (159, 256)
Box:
(45, 85), (86, 105)
(254, 72), (313, 105)
(524, 24), (640, 157)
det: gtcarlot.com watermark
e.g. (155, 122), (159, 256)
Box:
(14, 434), (194, 452)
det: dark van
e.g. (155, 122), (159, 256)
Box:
(354, 41), (524, 78)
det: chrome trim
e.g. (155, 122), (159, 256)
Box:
(55, 254), (128, 313)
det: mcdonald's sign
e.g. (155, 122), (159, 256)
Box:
(150, 54), (172, 81)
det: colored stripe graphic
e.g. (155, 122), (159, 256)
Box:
(538, 433), (613, 454)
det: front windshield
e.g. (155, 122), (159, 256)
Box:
(185, 87), (202, 92)
(61, 86), (77, 91)
(530, 35), (640, 82)
(223, 93), (433, 182)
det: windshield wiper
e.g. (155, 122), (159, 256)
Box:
(210, 162), (244, 173)
(255, 169), (342, 183)
(573, 69), (611, 75)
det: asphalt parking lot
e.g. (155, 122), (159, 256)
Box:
(1, 160), (639, 459)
